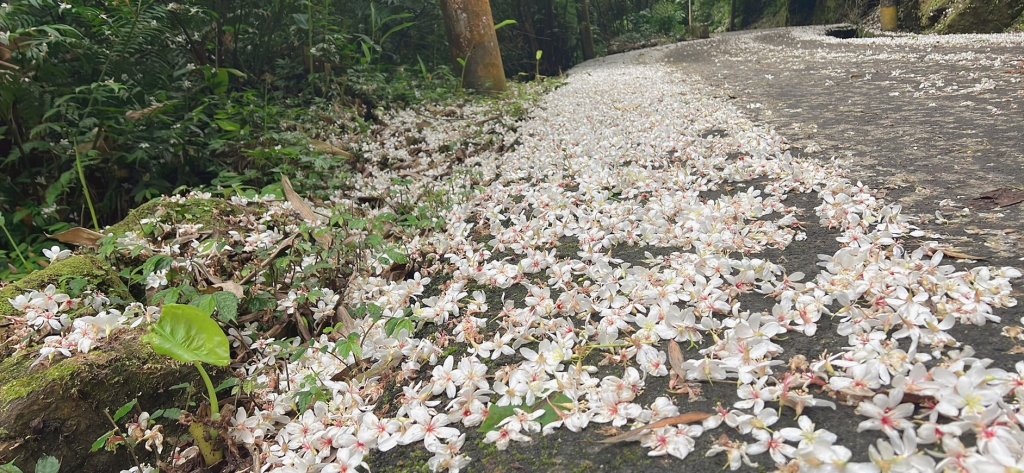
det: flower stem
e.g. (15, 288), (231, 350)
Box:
(0, 218), (27, 266)
(73, 144), (100, 231)
(194, 361), (220, 421)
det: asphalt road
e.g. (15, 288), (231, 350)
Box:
(374, 27), (1024, 473)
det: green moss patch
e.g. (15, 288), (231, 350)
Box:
(0, 336), (193, 471)
(933, 0), (1024, 34)
(105, 196), (253, 237)
(0, 255), (130, 319)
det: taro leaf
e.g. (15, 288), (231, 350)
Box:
(34, 456), (60, 473)
(144, 304), (230, 366)
(479, 392), (573, 433)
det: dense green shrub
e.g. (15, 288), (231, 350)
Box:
(0, 0), (456, 278)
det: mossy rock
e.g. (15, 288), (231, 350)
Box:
(0, 336), (193, 471)
(0, 255), (130, 320)
(920, 0), (953, 29)
(932, 0), (1024, 33)
(105, 196), (253, 237)
(1011, 8), (1024, 31)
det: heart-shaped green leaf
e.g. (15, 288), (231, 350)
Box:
(144, 304), (230, 366)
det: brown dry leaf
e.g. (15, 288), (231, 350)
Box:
(310, 140), (352, 158)
(970, 187), (1024, 210)
(596, 412), (712, 444)
(214, 281), (245, 299)
(282, 175), (320, 223)
(938, 247), (985, 261)
(281, 176), (332, 246)
(354, 352), (403, 383)
(668, 340), (686, 380)
(335, 305), (357, 337)
(47, 227), (104, 247)
(330, 359), (371, 382)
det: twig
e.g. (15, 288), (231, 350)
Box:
(238, 233), (298, 285)
(103, 409), (143, 470)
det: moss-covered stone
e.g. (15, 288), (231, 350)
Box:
(1011, 8), (1024, 31)
(0, 255), (130, 319)
(105, 196), (253, 237)
(0, 336), (193, 471)
(920, 0), (953, 29)
(0, 357), (79, 407)
(932, 0), (1024, 33)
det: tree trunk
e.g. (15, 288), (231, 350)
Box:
(438, 0), (507, 93)
(729, 0), (736, 30)
(579, 0), (596, 60)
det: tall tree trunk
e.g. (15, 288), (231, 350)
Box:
(578, 0), (596, 60)
(729, 0), (736, 30)
(438, 0), (507, 93)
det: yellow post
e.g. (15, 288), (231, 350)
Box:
(880, 0), (898, 31)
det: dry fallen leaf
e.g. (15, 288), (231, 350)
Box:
(310, 140), (352, 158)
(668, 340), (686, 380)
(214, 281), (246, 299)
(282, 175), (319, 223)
(597, 412), (712, 444)
(281, 176), (332, 247)
(335, 305), (357, 337)
(937, 247), (985, 261)
(47, 227), (104, 247)
(970, 187), (1024, 210)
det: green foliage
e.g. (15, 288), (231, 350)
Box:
(191, 291), (241, 324)
(0, 0), (456, 279)
(143, 304), (230, 367)
(479, 392), (574, 433)
(0, 455), (59, 473)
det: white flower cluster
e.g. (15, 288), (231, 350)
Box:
(7, 285), (158, 365)
(213, 56), (1024, 473)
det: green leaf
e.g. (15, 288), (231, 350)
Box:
(479, 392), (572, 433)
(0, 461), (24, 473)
(494, 19), (517, 31)
(113, 399), (137, 422)
(215, 120), (241, 132)
(90, 430), (115, 453)
(191, 294), (218, 316)
(536, 50), (544, 61)
(215, 377), (239, 393)
(151, 408), (182, 420)
(34, 456), (59, 473)
(143, 304), (230, 366)
(212, 291), (240, 323)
